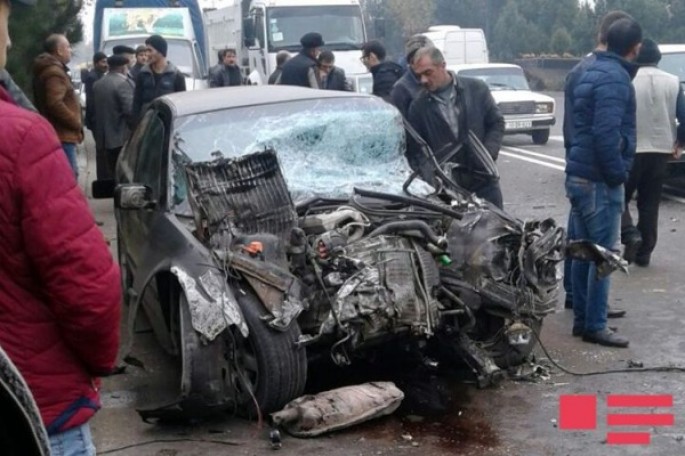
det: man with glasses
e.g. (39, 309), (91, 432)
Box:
(32, 33), (83, 177)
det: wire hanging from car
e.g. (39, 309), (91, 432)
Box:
(531, 326), (685, 376)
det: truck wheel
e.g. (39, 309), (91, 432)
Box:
(230, 289), (307, 417)
(532, 129), (550, 145)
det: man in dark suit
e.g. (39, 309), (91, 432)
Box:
(318, 50), (350, 91)
(93, 55), (134, 175)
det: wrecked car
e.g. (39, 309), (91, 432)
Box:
(101, 86), (624, 421)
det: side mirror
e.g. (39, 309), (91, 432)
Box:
(374, 18), (386, 39)
(114, 184), (156, 210)
(243, 18), (256, 48)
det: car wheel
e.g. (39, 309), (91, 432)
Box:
(532, 129), (550, 145)
(229, 289), (307, 417)
(474, 314), (542, 369)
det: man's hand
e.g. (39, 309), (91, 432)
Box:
(673, 144), (683, 160)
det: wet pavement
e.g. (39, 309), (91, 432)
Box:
(83, 92), (685, 456)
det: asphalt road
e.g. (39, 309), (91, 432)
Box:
(83, 92), (685, 456)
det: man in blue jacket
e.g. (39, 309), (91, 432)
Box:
(565, 18), (642, 348)
(562, 11), (632, 318)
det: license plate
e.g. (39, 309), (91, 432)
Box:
(506, 120), (533, 130)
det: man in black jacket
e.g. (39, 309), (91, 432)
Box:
(279, 33), (324, 88)
(210, 48), (242, 87)
(318, 50), (350, 91)
(84, 52), (107, 133)
(133, 35), (186, 120)
(408, 46), (505, 208)
(391, 34), (432, 118)
(361, 40), (403, 99)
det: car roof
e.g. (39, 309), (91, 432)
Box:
(156, 86), (372, 117)
(659, 44), (685, 54)
(447, 63), (521, 72)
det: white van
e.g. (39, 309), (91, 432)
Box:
(420, 25), (488, 66)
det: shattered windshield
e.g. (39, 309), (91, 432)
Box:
(171, 96), (424, 214)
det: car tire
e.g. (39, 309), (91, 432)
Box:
(532, 129), (550, 145)
(231, 289), (307, 417)
(475, 314), (542, 369)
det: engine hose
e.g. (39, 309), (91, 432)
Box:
(369, 220), (448, 248)
(353, 187), (464, 220)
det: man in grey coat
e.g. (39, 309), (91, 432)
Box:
(93, 54), (134, 175)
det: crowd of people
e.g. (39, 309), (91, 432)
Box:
(0, 0), (683, 452)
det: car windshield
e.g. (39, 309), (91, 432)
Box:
(457, 67), (530, 91)
(102, 38), (197, 77)
(659, 52), (685, 84)
(170, 96), (426, 214)
(266, 6), (365, 52)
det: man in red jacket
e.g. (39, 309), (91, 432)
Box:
(0, 0), (121, 454)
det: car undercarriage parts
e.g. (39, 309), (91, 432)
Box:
(270, 382), (404, 437)
(368, 220), (448, 249)
(565, 240), (629, 279)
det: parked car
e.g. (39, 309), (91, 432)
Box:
(97, 86), (622, 421)
(448, 63), (556, 145)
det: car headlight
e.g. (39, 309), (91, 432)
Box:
(535, 102), (553, 114)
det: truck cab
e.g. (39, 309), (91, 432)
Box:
(209, 0), (371, 92)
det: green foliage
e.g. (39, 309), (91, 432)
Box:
(551, 28), (573, 56)
(7, 0), (84, 97)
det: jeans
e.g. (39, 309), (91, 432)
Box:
(49, 423), (96, 456)
(621, 153), (670, 260)
(62, 142), (79, 177)
(565, 175), (623, 333)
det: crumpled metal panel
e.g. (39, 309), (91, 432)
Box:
(171, 266), (248, 340)
(271, 382), (404, 437)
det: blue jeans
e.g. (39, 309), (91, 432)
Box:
(565, 175), (623, 333)
(62, 142), (78, 177)
(563, 208), (575, 305)
(49, 423), (96, 456)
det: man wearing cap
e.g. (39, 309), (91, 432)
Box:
(279, 32), (324, 88)
(0, 0), (121, 454)
(130, 44), (148, 80)
(113, 44), (136, 69)
(84, 52), (107, 133)
(32, 33), (83, 177)
(133, 34), (186, 120)
(94, 54), (135, 176)
(621, 38), (685, 267)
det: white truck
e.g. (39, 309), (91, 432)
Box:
(206, 0), (372, 92)
(421, 25), (488, 66)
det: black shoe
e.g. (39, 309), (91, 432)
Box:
(572, 327), (584, 337)
(607, 306), (626, 318)
(634, 255), (650, 267)
(623, 237), (643, 264)
(565, 300), (573, 310)
(582, 329), (629, 348)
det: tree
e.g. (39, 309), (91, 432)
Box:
(491, 0), (546, 60)
(7, 0), (84, 97)
(551, 27), (572, 56)
(386, 0), (435, 37)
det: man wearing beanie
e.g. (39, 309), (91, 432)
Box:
(133, 34), (185, 120)
(94, 54), (135, 175)
(621, 38), (685, 267)
(279, 32), (324, 88)
(391, 34), (433, 118)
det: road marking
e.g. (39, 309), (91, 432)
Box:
(500, 150), (566, 171)
(663, 194), (685, 204)
(503, 145), (567, 164)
